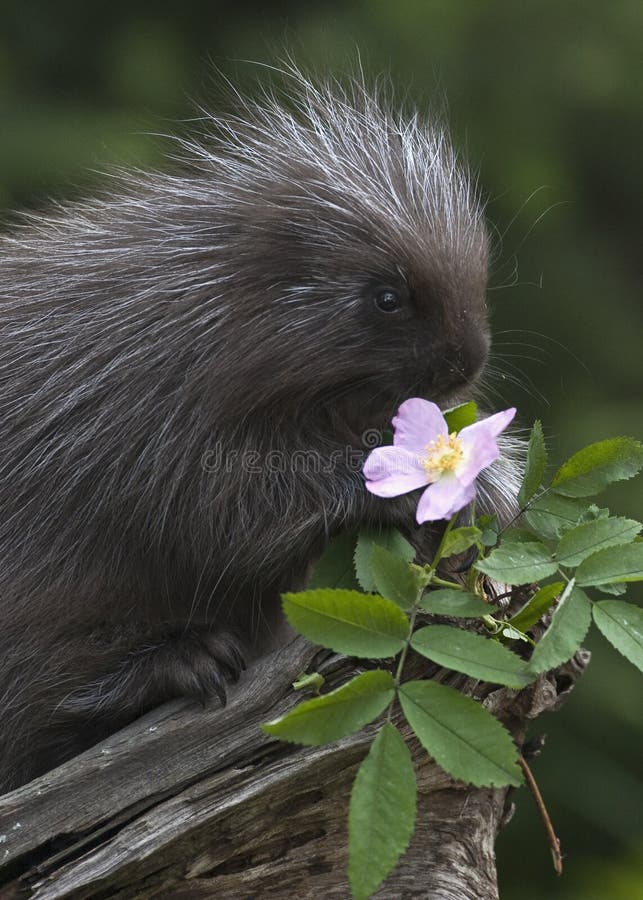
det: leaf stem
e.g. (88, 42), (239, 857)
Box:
(393, 606), (420, 688)
(430, 576), (464, 590)
(386, 586), (424, 721)
(497, 484), (553, 539)
(518, 754), (563, 876)
(386, 513), (484, 723)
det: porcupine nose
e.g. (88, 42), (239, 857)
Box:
(439, 326), (490, 393)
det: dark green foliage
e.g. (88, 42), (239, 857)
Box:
(348, 723), (416, 900)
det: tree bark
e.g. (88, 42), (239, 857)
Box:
(0, 636), (588, 900)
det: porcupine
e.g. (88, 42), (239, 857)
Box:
(0, 70), (522, 791)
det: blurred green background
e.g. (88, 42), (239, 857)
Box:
(1, 2), (641, 897)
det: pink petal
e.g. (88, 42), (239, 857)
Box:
(415, 476), (477, 523)
(456, 431), (500, 486)
(393, 398), (447, 452)
(460, 408), (516, 441)
(456, 408), (516, 486)
(363, 445), (428, 498)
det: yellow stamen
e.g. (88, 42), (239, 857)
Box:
(422, 432), (464, 481)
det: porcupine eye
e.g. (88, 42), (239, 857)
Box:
(373, 287), (401, 313)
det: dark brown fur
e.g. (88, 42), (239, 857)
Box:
(0, 75), (498, 791)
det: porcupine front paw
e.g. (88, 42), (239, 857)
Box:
(140, 626), (247, 707)
(61, 625), (247, 720)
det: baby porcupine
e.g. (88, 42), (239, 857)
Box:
(0, 69), (520, 791)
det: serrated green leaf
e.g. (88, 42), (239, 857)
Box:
(282, 589), (409, 658)
(508, 582), (564, 633)
(439, 526), (482, 559)
(399, 680), (522, 787)
(355, 528), (415, 592)
(474, 542), (557, 585)
(444, 401), (478, 433)
(370, 545), (419, 610)
(551, 437), (643, 498)
(411, 625), (533, 688)
(528, 581), (591, 673)
(262, 670), (395, 745)
(518, 420), (547, 506)
(348, 723), (416, 900)
(592, 601), (643, 673)
(420, 588), (496, 618)
(555, 517), (641, 568)
(576, 543), (643, 586)
(524, 494), (588, 540)
(309, 531), (361, 591)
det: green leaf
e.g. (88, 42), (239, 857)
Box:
(550, 437), (643, 498)
(370, 545), (419, 610)
(501, 625), (532, 644)
(524, 494), (588, 541)
(579, 504), (610, 523)
(440, 526), (482, 558)
(592, 601), (643, 673)
(528, 581), (592, 673)
(262, 670), (395, 745)
(518, 420), (547, 506)
(354, 528), (415, 592)
(444, 400), (477, 433)
(399, 680), (522, 787)
(555, 517), (641, 568)
(282, 589), (409, 658)
(508, 582), (564, 633)
(309, 531), (360, 591)
(478, 514), (499, 547)
(474, 542), (557, 585)
(501, 527), (542, 544)
(420, 588), (496, 618)
(595, 581), (628, 596)
(348, 723), (416, 900)
(576, 543), (643, 586)
(410, 625), (533, 688)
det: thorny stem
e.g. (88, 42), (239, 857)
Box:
(518, 755), (564, 876)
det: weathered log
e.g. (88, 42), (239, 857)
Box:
(0, 635), (589, 900)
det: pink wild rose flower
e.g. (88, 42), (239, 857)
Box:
(363, 399), (516, 523)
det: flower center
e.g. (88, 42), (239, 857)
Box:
(422, 432), (464, 481)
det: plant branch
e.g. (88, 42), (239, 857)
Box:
(518, 754), (563, 876)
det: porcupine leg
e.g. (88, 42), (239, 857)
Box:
(0, 623), (247, 789)
(58, 623), (247, 721)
